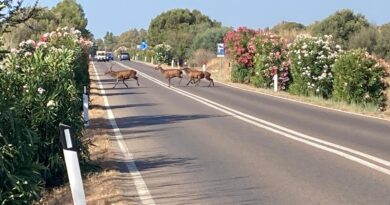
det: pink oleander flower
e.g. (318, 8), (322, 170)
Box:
(26, 39), (35, 46)
(36, 41), (47, 48)
(24, 52), (32, 57)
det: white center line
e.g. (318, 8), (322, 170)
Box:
(116, 61), (390, 176)
(92, 62), (156, 205)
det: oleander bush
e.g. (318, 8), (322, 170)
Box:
(250, 32), (291, 90)
(154, 43), (173, 64)
(0, 107), (44, 204)
(0, 27), (92, 204)
(224, 27), (257, 82)
(333, 49), (388, 110)
(289, 34), (342, 98)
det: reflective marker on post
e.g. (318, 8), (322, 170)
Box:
(83, 86), (89, 127)
(59, 123), (86, 205)
(273, 73), (278, 92)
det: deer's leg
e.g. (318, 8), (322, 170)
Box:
(178, 76), (182, 85)
(168, 78), (171, 87)
(208, 78), (214, 87)
(194, 77), (201, 86)
(186, 77), (193, 86)
(113, 79), (120, 88)
(134, 76), (140, 86)
(122, 79), (129, 88)
(190, 77), (196, 84)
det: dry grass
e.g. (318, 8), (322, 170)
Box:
(37, 64), (136, 205)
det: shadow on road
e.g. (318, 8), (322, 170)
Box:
(113, 114), (224, 129)
(103, 151), (262, 205)
(90, 103), (157, 110)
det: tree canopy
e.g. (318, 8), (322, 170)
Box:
(0, 0), (38, 33)
(2, 0), (91, 49)
(191, 27), (230, 53)
(51, 0), (89, 36)
(102, 31), (116, 51)
(310, 9), (370, 48)
(116, 28), (147, 49)
(374, 23), (390, 60)
(271, 21), (305, 34)
(147, 9), (221, 64)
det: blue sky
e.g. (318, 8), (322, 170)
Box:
(35, 0), (390, 39)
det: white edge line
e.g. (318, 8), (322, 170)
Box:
(116, 61), (390, 176)
(92, 62), (156, 205)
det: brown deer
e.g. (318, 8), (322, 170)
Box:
(105, 65), (140, 88)
(181, 67), (214, 87)
(154, 65), (183, 87)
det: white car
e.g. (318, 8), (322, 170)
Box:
(96, 51), (108, 62)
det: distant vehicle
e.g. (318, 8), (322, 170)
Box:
(106, 52), (114, 61)
(119, 52), (130, 61)
(96, 51), (108, 62)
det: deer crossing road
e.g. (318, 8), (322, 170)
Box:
(93, 61), (390, 205)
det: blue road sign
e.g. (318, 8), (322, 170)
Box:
(217, 43), (224, 57)
(140, 41), (148, 50)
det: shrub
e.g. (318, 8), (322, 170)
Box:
(250, 32), (291, 90)
(190, 27), (230, 53)
(333, 49), (388, 110)
(5, 45), (87, 186)
(154, 43), (173, 64)
(190, 49), (215, 67)
(0, 107), (44, 204)
(231, 63), (250, 83)
(289, 34), (342, 98)
(0, 27), (92, 198)
(224, 27), (257, 68)
(224, 27), (258, 83)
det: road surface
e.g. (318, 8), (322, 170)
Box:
(91, 61), (390, 205)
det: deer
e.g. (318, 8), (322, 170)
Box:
(154, 64), (183, 87)
(181, 67), (214, 87)
(105, 65), (140, 88)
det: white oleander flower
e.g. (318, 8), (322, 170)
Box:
(38, 87), (45, 94)
(47, 100), (56, 107)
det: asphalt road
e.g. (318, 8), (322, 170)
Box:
(92, 61), (390, 205)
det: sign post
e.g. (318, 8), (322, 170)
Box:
(59, 123), (86, 205)
(217, 43), (225, 77)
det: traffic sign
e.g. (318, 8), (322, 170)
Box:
(140, 41), (148, 50)
(217, 43), (224, 57)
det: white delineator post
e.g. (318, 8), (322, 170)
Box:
(82, 86), (89, 127)
(144, 56), (147, 62)
(59, 124), (86, 205)
(273, 73), (278, 92)
(171, 59), (174, 68)
(151, 57), (154, 64)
